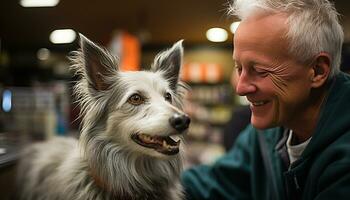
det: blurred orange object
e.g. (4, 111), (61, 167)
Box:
(181, 62), (223, 83)
(109, 31), (140, 71)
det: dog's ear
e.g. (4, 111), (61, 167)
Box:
(79, 34), (118, 91)
(151, 40), (184, 91)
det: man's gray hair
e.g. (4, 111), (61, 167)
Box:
(229, 0), (344, 78)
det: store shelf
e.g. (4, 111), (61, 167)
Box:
(184, 82), (234, 166)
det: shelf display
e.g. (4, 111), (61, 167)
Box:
(181, 62), (235, 167)
(0, 82), (70, 140)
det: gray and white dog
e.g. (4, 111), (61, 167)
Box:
(16, 34), (190, 200)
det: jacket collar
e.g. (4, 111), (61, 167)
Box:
(291, 73), (350, 160)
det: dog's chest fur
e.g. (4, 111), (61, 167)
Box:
(18, 137), (183, 200)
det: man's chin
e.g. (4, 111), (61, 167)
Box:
(251, 117), (278, 130)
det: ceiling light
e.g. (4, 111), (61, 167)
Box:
(2, 90), (12, 112)
(50, 29), (76, 44)
(37, 48), (50, 60)
(20, 0), (59, 7)
(230, 21), (241, 34)
(206, 28), (228, 42)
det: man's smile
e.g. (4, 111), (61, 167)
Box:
(250, 100), (269, 106)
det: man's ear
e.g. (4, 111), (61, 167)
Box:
(310, 53), (331, 88)
(151, 40), (184, 91)
(78, 34), (119, 91)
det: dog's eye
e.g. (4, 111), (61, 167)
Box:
(128, 94), (145, 105)
(164, 92), (172, 103)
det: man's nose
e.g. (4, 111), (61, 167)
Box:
(235, 71), (256, 96)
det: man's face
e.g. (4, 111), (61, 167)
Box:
(233, 13), (314, 130)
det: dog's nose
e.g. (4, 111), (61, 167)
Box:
(169, 113), (191, 132)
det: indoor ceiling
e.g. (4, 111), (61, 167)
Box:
(1, 0), (350, 51)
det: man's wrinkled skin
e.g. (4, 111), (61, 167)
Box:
(233, 13), (330, 143)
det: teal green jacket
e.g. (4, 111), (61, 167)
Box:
(182, 72), (350, 200)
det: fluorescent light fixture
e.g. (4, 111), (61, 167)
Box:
(206, 28), (228, 42)
(230, 21), (241, 34)
(37, 48), (50, 60)
(2, 90), (12, 112)
(50, 29), (77, 44)
(20, 0), (59, 7)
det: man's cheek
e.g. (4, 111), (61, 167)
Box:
(268, 73), (289, 96)
(272, 96), (280, 125)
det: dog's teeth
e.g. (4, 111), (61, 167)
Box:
(144, 135), (152, 142)
(169, 135), (180, 143)
(163, 140), (167, 147)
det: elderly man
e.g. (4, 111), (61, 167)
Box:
(182, 0), (350, 199)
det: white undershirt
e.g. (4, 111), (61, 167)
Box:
(286, 130), (312, 164)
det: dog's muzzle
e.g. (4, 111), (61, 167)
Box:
(169, 113), (191, 132)
(131, 113), (190, 156)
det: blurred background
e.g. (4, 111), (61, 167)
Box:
(1, 0), (350, 198)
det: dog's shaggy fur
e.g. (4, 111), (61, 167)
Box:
(16, 34), (189, 200)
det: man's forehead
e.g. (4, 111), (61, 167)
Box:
(233, 13), (290, 63)
(236, 14), (287, 42)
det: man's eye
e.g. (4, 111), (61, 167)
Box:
(128, 94), (145, 105)
(235, 65), (242, 75)
(254, 68), (268, 77)
(164, 92), (172, 103)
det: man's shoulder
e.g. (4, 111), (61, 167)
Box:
(240, 124), (283, 135)
(323, 129), (350, 155)
(234, 125), (284, 149)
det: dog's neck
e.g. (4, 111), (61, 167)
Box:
(81, 135), (183, 199)
(88, 165), (168, 200)
(88, 166), (113, 194)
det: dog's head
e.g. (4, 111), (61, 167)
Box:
(71, 34), (190, 159)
